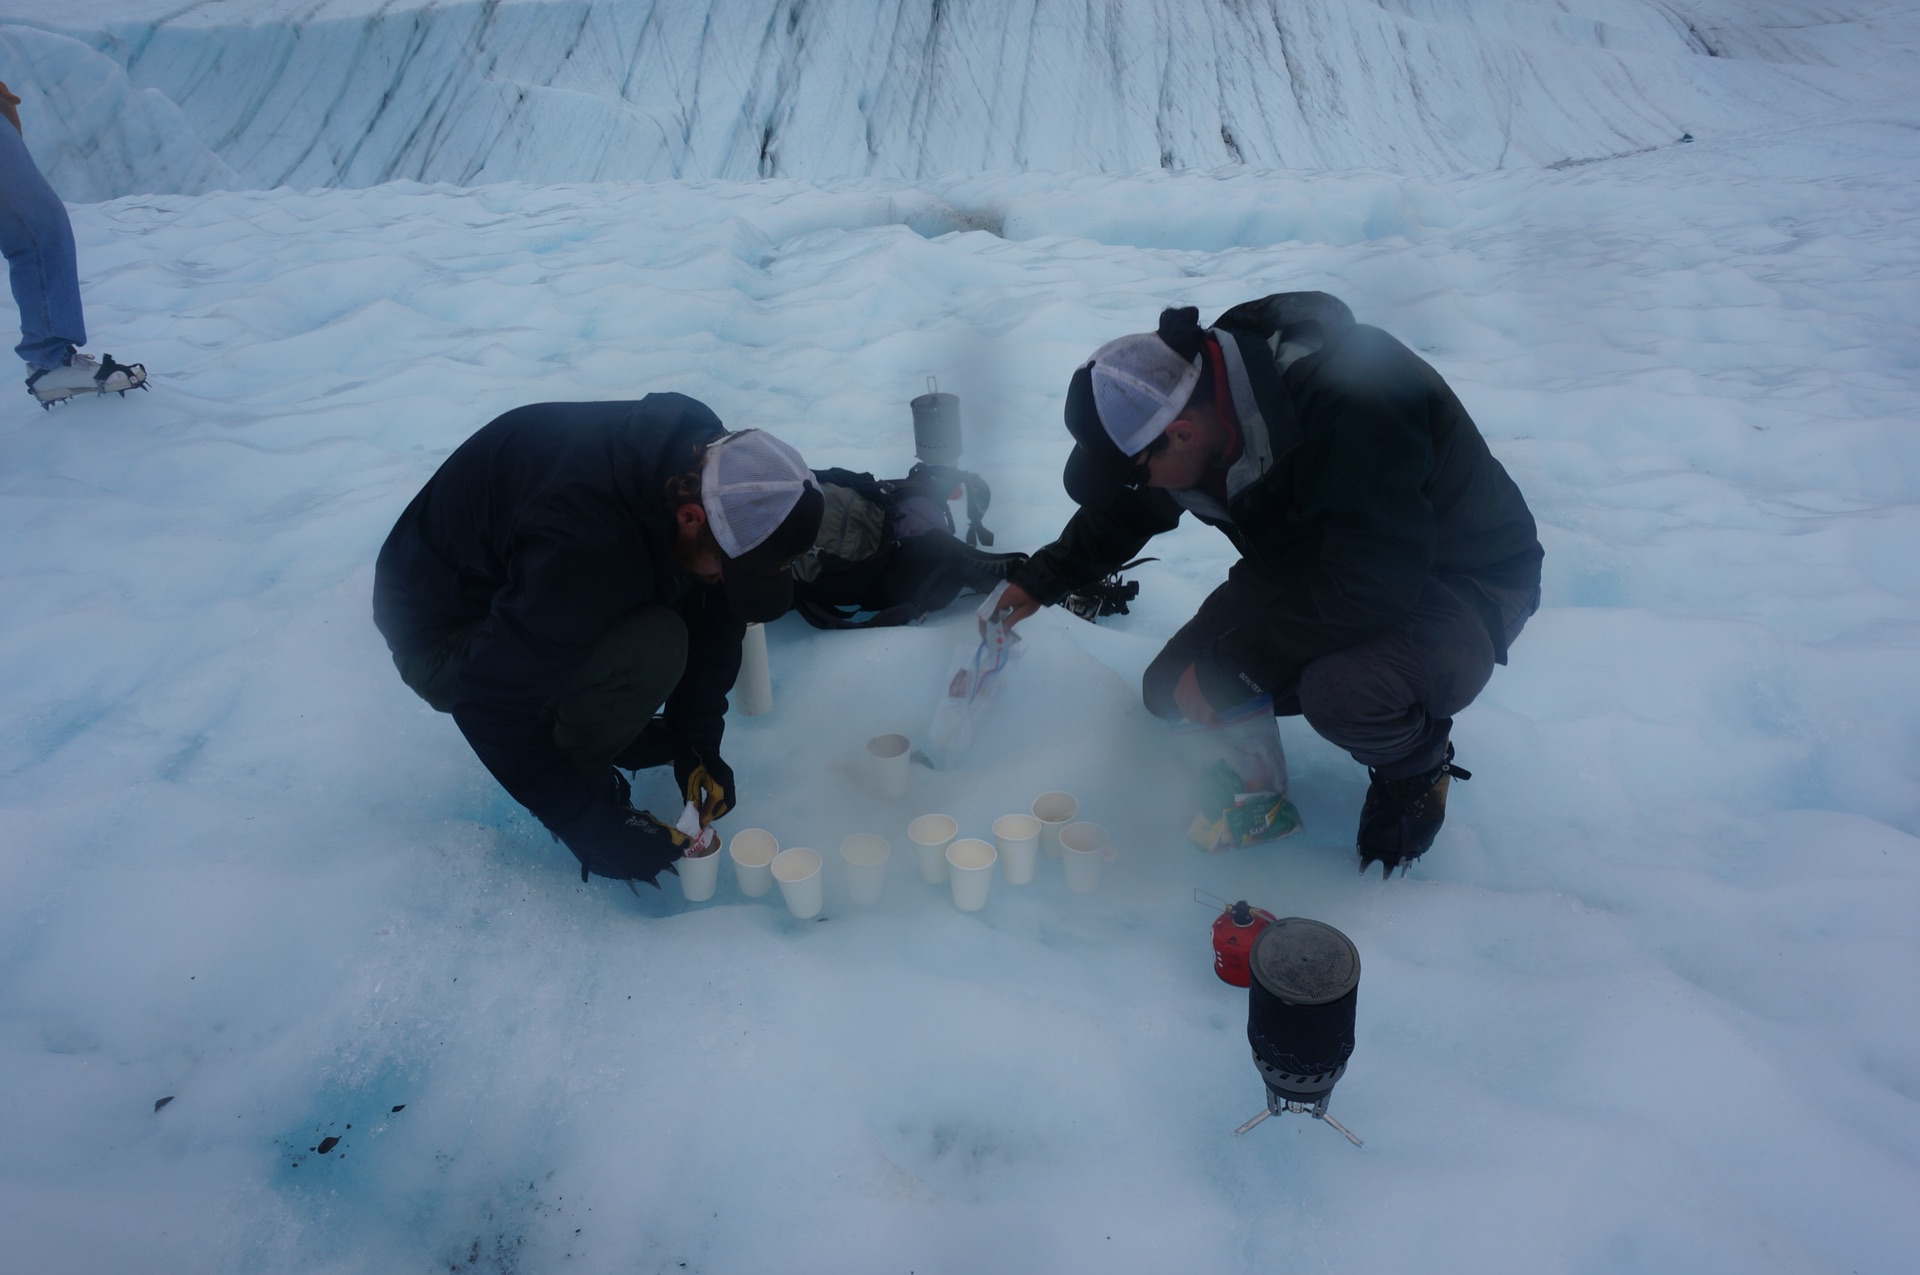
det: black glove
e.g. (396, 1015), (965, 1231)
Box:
(673, 744), (735, 824)
(562, 771), (685, 888)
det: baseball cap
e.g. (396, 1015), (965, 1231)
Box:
(700, 429), (825, 622)
(1061, 307), (1207, 507)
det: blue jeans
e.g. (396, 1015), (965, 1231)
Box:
(0, 123), (84, 371)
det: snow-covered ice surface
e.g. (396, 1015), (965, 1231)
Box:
(4, 3), (1920, 1273)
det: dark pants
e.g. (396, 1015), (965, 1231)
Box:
(1143, 562), (1537, 779)
(393, 606), (688, 774)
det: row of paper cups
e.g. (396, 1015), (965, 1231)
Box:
(907, 804), (1114, 911)
(673, 828), (880, 918)
(675, 790), (1113, 917)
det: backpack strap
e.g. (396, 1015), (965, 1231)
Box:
(904, 462), (996, 547)
(811, 467), (888, 502)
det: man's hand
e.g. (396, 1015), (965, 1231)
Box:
(1173, 663), (1221, 727)
(980, 582), (1042, 637)
(569, 808), (685, 887)
(674, 747), (735, 825)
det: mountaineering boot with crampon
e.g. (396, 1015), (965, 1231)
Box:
(953, 545), (1029, 595)
(26, 352), (148, 407)
(1356, 743), (1471, 878)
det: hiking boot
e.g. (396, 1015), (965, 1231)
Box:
(1063, 573), (1142, 621)
(1356, 743), (1471, 878)
(1062, 556), (1154, 621)
(26, 352), (148, 407)
(955, 547), (1029, 594)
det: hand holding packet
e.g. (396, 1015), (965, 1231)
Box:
(1171, 695), (1303, 852)
(928, 583), (1023, 768)
(676, 800), (718, 854)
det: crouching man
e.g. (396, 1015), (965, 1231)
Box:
(374, 396), (823, 889)
(996, 295), (1543, 877)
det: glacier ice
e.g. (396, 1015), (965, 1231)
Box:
(4, 0), (1906, 199)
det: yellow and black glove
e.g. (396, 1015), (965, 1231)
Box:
(674, 748), (735, 826)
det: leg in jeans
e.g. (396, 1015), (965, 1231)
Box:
(547, 606), (689, 774)
(0, 122), (85, 371)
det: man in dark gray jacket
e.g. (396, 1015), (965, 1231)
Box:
(996, 295), (1542, 876)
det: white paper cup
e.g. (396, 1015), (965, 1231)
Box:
(839, 833), (891, 904)
(728, 828), (779, 898)
(867, 733), (911, 798)
(676, 844), (722, 902)
(1030, 791), (1079, 859)
(772, 847), (824, 920)
(993, 813), (1043, 885)
(946, 838), (997, 912)
(908, 813), (958, 884)
(1060, 821), (1110, 894)
(734, 622), (773, 716)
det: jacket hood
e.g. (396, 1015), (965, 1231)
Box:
(1211, 291), (1356, 351)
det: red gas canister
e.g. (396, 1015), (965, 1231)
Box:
(1212, 900), (1276, 987)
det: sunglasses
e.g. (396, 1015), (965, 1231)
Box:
(1123, 432), (1172, 489)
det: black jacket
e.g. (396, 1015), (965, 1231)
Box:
(373, 396), (744, 843)
(1011, 293), (1543, 697)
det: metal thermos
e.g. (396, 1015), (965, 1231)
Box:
(910, 377), (963, 467)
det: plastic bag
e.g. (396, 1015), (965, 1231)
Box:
(1170, 695), (1302, 852)
(924, 583), (1021, 768)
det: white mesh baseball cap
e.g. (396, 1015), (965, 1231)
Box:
(1085, 331), (1203, 457)
(699, 429), (824, 622)
(1062, 307), (1211, 505)
(700, 429), (816, 559)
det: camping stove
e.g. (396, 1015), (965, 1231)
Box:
(1233, 917), (1365, 1147)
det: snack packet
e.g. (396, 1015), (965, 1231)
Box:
(1170, 695), (1303, 852)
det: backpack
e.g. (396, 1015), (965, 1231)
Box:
(791, 464), (1027, 629)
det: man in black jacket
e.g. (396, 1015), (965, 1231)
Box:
(374, 396), (823, 889)
(995, 295), (1542, 876)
